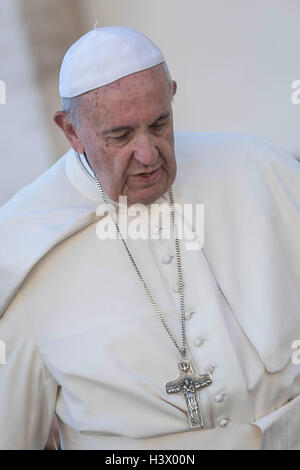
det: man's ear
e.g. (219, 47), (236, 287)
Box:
(172, 80), (177, 98)
(53, 111), (84, 154)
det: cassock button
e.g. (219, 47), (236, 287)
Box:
(215, 393), (227, 403)
(204, 364), (217, 375)
(219, 418), (230, 427)
(162, 255), (173, 264)
(193, 337), (205, 347)
(184, 311), (196, 321)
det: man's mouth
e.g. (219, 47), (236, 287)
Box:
(139, 170), (156, 177)
(132, 167), (161, 181)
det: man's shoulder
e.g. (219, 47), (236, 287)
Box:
(174, 131), (292, 164)
(0, 150), (72, 216)
(0, 148), (98, 317)
(174, 131), (298, 183)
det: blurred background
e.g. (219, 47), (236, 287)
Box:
(1, 0), (300, 206)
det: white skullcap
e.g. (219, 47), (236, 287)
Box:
(59, 26), (165, 98)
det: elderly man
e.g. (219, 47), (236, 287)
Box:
(0, 26), (300, 450)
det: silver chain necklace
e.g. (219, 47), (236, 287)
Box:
(93, 172), (212, 429)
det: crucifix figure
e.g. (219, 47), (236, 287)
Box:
(166, 360), (212, 429)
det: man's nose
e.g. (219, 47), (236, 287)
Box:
(132, 134), (159, 166)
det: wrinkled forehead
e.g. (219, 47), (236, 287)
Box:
(78, 64), (171, 121)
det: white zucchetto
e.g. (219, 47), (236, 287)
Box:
(59, 26), (165, 98)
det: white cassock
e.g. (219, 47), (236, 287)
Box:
(0, 132), (300, 450)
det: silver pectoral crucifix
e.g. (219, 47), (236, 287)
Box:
(166, 360), (212, 429)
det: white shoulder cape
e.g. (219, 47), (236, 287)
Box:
(1, 132), (300, 373)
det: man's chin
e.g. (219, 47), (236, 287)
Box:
(125, 171), (175, 205)
(127, 186), (169, 206)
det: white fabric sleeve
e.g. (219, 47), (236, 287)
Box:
(0, 291), (58, 450)
(253, 394), (300, 450)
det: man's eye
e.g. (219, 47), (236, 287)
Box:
(151, 120), (167, 129)
(111, 133), (130, 141)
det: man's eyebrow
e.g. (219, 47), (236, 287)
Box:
(151, 112), (170, 124)
(103, 125), (132, 135)
(102, 113), (170, 135)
